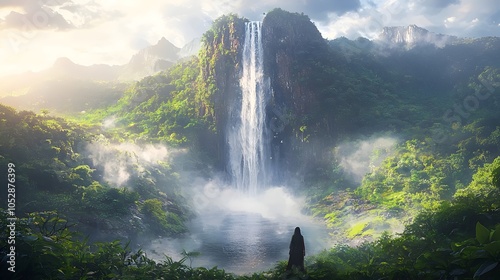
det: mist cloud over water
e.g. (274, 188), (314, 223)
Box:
(145, 179), (331, 273)
(191, 179), (307, 220)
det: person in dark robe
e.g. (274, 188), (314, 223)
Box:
(286, 226), (305, 272)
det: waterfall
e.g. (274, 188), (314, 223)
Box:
(228, 21), (271, 195)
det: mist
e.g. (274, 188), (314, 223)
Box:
(329, 135), (405, 246)
(82, 136), (331, 273)
(336, 135), (398, 182)
(144, 178), (331, 274)
(85, 138), (180, 187)
(82, 132), (404, 273)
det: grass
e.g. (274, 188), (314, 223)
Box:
(347, 222), (368, 238)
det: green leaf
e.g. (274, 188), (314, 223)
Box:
(476, 222), (490, 245)
(473, 261), (498, 279)
(484, 241), (500, 258)
(491, 228), (500, 242)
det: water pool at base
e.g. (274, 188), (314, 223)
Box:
(147, 211), (330, 274)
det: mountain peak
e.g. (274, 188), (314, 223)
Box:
(53, 57), (76, 67)
(142, 37), (179, 59)
(153, 37), (178, 50)
(120, 37), (180, 80)
(178, 37), (201, 58)
(377, 25), (456, 48)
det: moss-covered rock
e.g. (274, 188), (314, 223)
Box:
(198, 14), (247, 168)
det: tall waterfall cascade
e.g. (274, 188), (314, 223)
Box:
(228, 21), (271, 195)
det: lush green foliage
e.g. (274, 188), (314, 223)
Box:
(0, 210), (281, 279)
(0, 104), (188, 241)
(91, 58), (206, 145)
(141, 198), (186, 235)
(0, 80), (127, 115)
(2, 172), (499, 279)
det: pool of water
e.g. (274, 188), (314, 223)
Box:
(146, 205), (330, 273)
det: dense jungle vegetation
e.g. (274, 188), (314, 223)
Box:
(2, 8), (500, 279)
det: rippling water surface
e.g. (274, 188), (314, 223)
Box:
(147, 188), (330, 274)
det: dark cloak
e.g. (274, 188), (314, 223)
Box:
(286, 227), (305, 271)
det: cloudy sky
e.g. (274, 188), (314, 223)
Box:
(0, 0), (499, 76)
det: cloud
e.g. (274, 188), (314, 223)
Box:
(2, 9), (73, 30)
(317, 9), (384, 39)
(0, 0), (500, 76)
(280, 0), (362, 21)
(413, 0), (460, 13)
(56, 1), (121, 28)
(318, 0), (500, 40)
(489, 11), (500, 24)
(0, 0), (72, 9)
(0, 0), (74, 30)
(196, 0), (361, 22)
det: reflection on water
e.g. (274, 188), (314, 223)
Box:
(193, 212), (289, 272)
(147, 211), (329, 274)
(145, 186), (330, 274)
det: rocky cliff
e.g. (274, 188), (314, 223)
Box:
(198, 14), (247, 168)
(198, 9), (334, 177)
(262, 8), (333, 178)
(263, 8), (329, 116)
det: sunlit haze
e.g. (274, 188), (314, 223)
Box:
(0, 0), (499, 76)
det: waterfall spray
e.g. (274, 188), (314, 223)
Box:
(228, 21), (271, 195)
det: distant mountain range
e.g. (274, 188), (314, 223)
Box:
(0, 37), (201, 114)
(120, 37), (201, 80)
(0, 25), (463, 96)
(0, 37), (201, 93)
(330, 24), (493, 62)
(0, 24), (495, 115)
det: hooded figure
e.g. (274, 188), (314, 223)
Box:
(286, 227), (305, 271)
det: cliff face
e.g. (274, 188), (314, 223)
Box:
(198, 10), (332, 176)
(262, 8), (329, 117)
(262, 9), (332, 176)
(198, 14), (247, 168)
